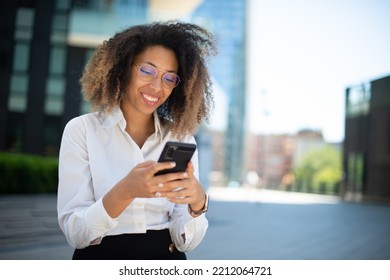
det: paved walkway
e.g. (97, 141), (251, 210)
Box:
(1, 187), (389, 260)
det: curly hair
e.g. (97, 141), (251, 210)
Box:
(80, 21), (217, 138)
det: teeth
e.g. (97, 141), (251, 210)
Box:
(143, 94), (158, 102)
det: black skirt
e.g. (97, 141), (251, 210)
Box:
(72, 229), (187, 260)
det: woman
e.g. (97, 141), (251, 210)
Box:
(57, 21), (217, 260)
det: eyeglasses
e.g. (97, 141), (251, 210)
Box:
(134, 63), (180, 89)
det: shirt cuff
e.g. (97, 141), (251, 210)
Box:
(177, 212), (208, 252)
(83, 197), (119, 241)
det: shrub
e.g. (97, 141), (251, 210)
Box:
(0, 152), (58, 194)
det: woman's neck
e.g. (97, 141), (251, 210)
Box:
(120, 106), (155, 148)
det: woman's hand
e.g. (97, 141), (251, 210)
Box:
(119, 160), (194, 199)
(103, 160), (189, 218)
(103, 160), (206, 218)
(157, 161), (206, 212)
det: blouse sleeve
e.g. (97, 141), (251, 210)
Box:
(57, 117), (118, 249)
(168, 148), (209, 252)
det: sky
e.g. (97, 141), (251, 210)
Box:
(209, 0), (390, 143)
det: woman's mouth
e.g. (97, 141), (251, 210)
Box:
(142, 93), (159, 105)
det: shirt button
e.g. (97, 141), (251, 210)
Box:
(168, 243), (175, 253)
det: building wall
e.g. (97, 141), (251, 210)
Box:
(1, 0), (72, 155)
(0, 1), (17, 151)
(0, 1), (149, 156)
(246, 133), (294, 189)
(366, 76), (390, 199)
(343, 75), (390, 202)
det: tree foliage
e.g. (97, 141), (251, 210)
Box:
(293, 145), (342, 194)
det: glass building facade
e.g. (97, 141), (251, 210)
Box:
(1, 0), (148, 156)
(191, 0), (247, 183)
(1, 0), (73, 155)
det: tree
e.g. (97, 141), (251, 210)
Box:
(293, 145), (342, 194)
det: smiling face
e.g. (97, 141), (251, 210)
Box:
(121, 45), (179, 119)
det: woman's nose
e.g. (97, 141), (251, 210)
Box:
(150, 75), (163, 90)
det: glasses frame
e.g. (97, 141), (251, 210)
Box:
(134, 63), (181, 89)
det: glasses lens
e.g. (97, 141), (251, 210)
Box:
(138, 64), (157, 81)
(162, 73), (180, 88)
(137, 64), (180, 89)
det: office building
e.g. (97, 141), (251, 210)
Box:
(343, 75), (390, 202)
(191, 0), (247, 183)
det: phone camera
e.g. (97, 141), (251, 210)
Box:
(166, 146), (177, 159)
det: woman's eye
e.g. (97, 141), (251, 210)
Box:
(164, 77), (175, 83)
(141, 68), (154, 75)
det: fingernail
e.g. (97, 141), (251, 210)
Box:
(183, 172), (188, 177)
(170, 162), (176, 167)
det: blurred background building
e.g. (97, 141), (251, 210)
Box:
(190, 0), (247, 185)
(343, 75), (390, 202)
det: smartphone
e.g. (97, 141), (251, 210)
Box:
(155, 141), (197, 176)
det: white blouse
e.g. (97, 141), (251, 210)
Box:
(57, 107), (208, 251)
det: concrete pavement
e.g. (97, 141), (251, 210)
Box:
(1, 187), (389, 260)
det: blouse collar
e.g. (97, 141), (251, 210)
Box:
(98, 107), (164, 142)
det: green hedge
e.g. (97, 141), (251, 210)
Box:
(0, 152), (58, 194)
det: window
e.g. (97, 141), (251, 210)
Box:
(44, 77), (65, 115)
(49, 46), (67, 75)
(13, 43), (30, 72)
(8, 75), (29, 112)
(14, 8), (34, 41)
